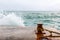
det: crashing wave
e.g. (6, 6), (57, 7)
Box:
(0, 13), (25, 27)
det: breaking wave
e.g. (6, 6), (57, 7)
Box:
(0, 12), (25, 27)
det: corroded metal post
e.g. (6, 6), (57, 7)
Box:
(36, 24), (44, 40)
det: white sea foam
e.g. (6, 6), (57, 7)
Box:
(0, 13), (25, 27)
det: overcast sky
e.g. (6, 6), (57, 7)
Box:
(0, 0), (60, 11)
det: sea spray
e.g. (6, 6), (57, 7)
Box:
(0, 13), (25, 27)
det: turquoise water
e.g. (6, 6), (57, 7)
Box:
(0, 11), (60, 30)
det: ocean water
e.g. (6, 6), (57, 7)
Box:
(0, 11), (60, 30)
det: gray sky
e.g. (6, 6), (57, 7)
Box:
(0, 0), (60, 11)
